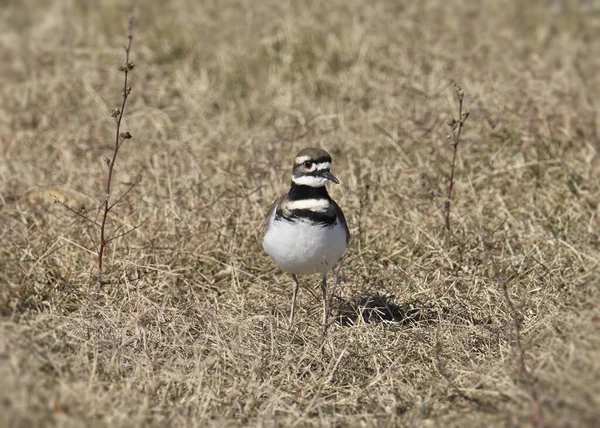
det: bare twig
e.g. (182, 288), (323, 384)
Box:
(107, 174), (142, 211)
(501, 279), (545, 428)
(98, 17), (136, 285)
(105, 217), (149, 244)
(53, 198), (100, 228)
(444, 84), (469, 236)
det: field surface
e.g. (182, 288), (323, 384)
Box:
(1, 0), (600, 426)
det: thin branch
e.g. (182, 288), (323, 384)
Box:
(105, 217), (149, 244)
(53, 197), (100, 228)
(98, 16), (136, 285)
(444, 83), (469, 236)
(107, 174), (142, 212)
(85, 223), (98, 250)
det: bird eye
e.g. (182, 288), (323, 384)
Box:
(303, 161), (313, 169)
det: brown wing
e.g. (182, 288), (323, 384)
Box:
(331, 200), (350, 245)
(261, 195), (284, 239)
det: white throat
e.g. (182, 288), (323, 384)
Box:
(292, 175), (329, 187)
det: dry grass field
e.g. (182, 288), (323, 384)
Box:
(1, 0), (600, 426)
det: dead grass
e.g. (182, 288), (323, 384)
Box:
(1, 0), (600, 426)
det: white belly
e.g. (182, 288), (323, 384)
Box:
(263, 217), (347, 275)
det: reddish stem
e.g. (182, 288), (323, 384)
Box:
(98, 19), (134, 285)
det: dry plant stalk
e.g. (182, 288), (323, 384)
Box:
(56, 16), (141, 286)
(444, 84), (469, 235)
(501, 279), (545, 428)
(98, 16), (138, 284)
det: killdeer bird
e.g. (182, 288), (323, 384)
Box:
(262, 148), (350, 330)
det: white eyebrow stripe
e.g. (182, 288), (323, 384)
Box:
(294, 155), (311, 164)
(286, 198), (330, 212)
(315, 162), (331, 170)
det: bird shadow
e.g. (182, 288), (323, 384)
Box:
(334, 293), (437, 327)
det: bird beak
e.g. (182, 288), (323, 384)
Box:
(322, 171), (339, 184)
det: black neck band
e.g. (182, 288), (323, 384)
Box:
(287, 182), (331, 201)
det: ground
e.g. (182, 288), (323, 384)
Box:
(1, 0), (599, 426)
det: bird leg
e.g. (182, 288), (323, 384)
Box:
(289, 274), (300, 327)
(320, 274), (329, 344)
